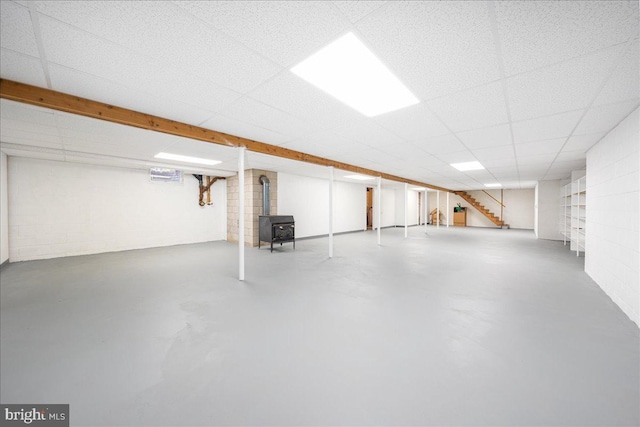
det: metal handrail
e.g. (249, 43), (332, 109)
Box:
(482, 190), (506, 208)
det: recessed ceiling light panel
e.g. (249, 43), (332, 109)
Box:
(155, 152), (221, 166)
(484, 183), (502, 188)
(291, 32), (419, 117)
(450, 161), (485, 171)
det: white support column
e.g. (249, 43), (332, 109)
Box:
(436, 191), (440, 229)
(424, 190), (428, 231)
(238, 147), (245, 281)
(329, 166), (334, 258)
(404, 182), (408, 238)
(446, 192), (450, 228)
(377, 176), (382, 245)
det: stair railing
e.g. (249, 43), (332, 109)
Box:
(481, 190), (505, 221)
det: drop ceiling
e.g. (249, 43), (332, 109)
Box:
(1, 1), (638, 190)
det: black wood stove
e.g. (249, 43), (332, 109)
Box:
(258, 215), (295, 252)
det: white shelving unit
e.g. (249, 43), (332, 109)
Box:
(560, 183), (572, 246)
(560, 176), (586, 256)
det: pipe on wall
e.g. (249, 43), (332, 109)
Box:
(259, 175), (270, 216)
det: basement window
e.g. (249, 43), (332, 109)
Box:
(150, 167), (183, 183)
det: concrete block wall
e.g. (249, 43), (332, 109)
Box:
(227, 169), (277, 247)
(7, 157), (227, 262)
(1, 152), (8, 264)
(586, 107), (639, 327)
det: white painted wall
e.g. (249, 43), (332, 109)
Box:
(1, 152), (9, 264)
(535, 180), (563, 240)
(277, 172), (366, 238)
(394, 188), (419, 226)
(8, 157), (226, 262)
(503, 189), (535, 229)
(375, 187), (396, 229)
(586, 107), (639, 327)
(428, 189), (535, 229)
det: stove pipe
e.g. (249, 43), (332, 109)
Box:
(259, 175), (270, 216)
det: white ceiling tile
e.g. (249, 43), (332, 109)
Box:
(0, 1), (39, 57)
(246, 72), (363, 129)
(331, 118), (405, 149)
(175, 1), (351, 67)
(199, 114), (292, 146)
(0, 49), (46, 87)
(355, 1), (500, 100)
(472, 145), (515, 165)
(512, 110), (585, 144)
(218, 97), (322, 140)
(555, 150), (587, 163)
(428, 81), (508, 132)
(518, 172), (545, 180)
(414, 134), (466, 155)
(375, 103), (449, 141)
(483, 159), (518, 170)
(0, 99), (57, 126)
(33, 1), (281, 93)
(517, 153), (557, 166)
(506, 45), (625, 121)
(514, 138), (565, 157)
(377, 142), (431, 160)
(547, 159), (587, 172)
(332, 1), (389, 23)
(49, 65), (216, 126)
(354, 148), (401, 165)
(563, 132), (606, 152)
(594, 39), (639, 106)
(543, 173), (572, 181)
(573, 99), (639, 135)
(495, 0), (638, 76)
(282, 132), (371, 158)
(435, 150), (476, 164)
(456, 124), (512, 149)
(489, 164), (519, 173)
(40, 18), (240, 115)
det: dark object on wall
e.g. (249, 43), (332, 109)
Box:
(259, 215), (295, 252)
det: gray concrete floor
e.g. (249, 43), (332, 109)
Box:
(1, 226), (638, 426)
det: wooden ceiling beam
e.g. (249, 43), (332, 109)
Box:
(0, 79), (452, 192)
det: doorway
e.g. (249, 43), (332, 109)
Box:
(366, 187), (373, 230)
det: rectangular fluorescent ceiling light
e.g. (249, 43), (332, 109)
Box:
(484, 183), (502, 188)
(450, 161), (485, 171)
(155, 152), (221, 166)
(344, 174), (374, 181)
(291, 32), (419, 117)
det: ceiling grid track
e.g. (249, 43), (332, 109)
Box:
(540, 31), (640, 180)
(486, 1), (521, 189)
(27, 2), (52, 90)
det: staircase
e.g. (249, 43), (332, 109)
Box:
(454, 191), (506, 227)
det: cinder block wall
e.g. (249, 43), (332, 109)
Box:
(7, 157), (227, 262)
(586, 107), (639, 327)
(227, 169), (277, 247)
